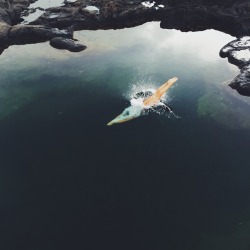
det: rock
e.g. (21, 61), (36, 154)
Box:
(1, 0), (250, 49)
(0, 6), (11, 23)
(49, 37), (87, 52)
(229, 65), (250, 96)
(0, 21), (11, 43)
(9, 24), (72, 44)
(220, 37), (250, 96)
(220, 37), (250, 60)
(0, 21), (9, 52)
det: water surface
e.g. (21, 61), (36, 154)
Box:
(1, 22), (250, 250)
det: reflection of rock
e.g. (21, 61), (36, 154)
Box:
(50, 37), (87, 52)
(220, 37), (250, 96)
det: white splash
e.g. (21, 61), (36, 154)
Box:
(127, 84), (176, 118)
(155, 4), (165, 9)
(142, 1), (156, 8)
(130, 97), (145, 107)
(127, 81), (171, 106)
(108, 80), (179, 125)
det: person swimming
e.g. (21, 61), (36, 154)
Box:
(107, 77), (178, 126)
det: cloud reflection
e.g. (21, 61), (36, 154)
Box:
(76, 22), (234, 62)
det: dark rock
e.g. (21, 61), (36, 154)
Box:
(1, 0), (250, 49)
(9, 24), (72, 44)
(160, 4), (250, 37)
(0, 20), (10, 53)
(0, 21), (11, 44)
(220, 37), (250, 56)
(0, 6), (11, 23)
(229, 65), (250, 96)
(0, 0), (10, 9)
(220, 37), (250, 96)
(50, 37), (87, 52)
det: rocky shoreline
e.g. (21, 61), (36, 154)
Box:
(1, 0), (250, 96)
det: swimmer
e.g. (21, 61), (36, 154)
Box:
(107, 77), (178, 126)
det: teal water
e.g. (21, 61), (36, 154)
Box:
(1, 22), (250, 250)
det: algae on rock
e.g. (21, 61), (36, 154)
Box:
(197, 88), (250, 130)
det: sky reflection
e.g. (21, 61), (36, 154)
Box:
(76, 22), (235, 62)
(0, 22), (249, 129)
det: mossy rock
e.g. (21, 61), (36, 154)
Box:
(200, 220), (250, 250)
(198, 89), (250, 130)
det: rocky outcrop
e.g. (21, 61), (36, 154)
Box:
(220, 37), (250, 96)
(26, 0), (250, 37)
(0, 21), (11, 42)
(50, 37), (87, 52)
(0, 0), (86, 51)
(229, 66), (250, 96)
(9, 24), (72, 43)
(1, 0), (250, 46)
(0, 0), (250, 96)
(160, 2), (250, 37)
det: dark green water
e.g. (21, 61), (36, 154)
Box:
(1, 23), (250, 250)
